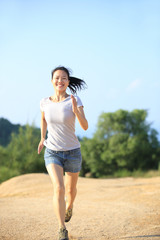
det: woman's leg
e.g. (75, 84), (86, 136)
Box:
(65, 172), (79, 210)
(46, 163), (66, 229)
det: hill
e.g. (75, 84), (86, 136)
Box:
(0, 118), (21, 146)
(0, 174), (160, 240)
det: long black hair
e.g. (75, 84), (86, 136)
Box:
(51, 66), (87, 94)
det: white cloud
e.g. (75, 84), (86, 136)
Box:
(126, 79), (142, 92)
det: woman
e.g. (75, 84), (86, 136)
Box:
(38, 66), (88, 240)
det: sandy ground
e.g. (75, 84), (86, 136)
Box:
(0, 173), (160, 240)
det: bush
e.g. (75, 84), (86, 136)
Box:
(0, 166), (20, 183)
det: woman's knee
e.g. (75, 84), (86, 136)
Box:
(54, 184), (65, 196)
(66, 186), (77, 195)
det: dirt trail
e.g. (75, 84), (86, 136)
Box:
(0, 173), (160, 240)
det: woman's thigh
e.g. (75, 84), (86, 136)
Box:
(46, 163), (64, 188)
(65, 172), (79, 191)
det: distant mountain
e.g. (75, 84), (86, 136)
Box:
(0, 118), (21, 146)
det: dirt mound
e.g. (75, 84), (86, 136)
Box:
(0, 174), (160, 240)
(0, 173), (52, 197)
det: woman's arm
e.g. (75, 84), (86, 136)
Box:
(38, 111), (47, 154)
(71, 95), (88, 131)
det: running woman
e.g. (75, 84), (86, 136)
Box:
(38, 66), (88, 240)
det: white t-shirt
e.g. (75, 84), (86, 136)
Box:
(40, 95), (83, 151)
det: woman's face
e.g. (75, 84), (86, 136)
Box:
(52, 70), (69, 92)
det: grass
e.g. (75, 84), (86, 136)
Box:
(112, 169), (160, 178)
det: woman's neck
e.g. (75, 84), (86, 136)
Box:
(51, 91), (69, 102)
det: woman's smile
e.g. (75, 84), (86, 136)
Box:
(57, 83), (64, 87)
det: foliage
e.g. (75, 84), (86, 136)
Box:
(7, 125), (45, 173)
(0, 124), (46, 183)
(80, 109), (160, 178)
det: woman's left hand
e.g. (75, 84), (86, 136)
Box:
(71, 95), (78, 114)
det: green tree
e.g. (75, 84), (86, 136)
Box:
(0, 145), (20, 182)
(81, 109), (160, 177)
(81, 137), (106, 177)
(6, 125), (45, 174)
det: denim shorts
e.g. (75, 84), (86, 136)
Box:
(44, 147), (82, 173)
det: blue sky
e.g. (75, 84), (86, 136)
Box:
(0, 0), (160, 138)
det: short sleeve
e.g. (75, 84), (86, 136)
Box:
(75, 96), (83, 108)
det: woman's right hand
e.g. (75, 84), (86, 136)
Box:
(38, 139), (45, 154)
